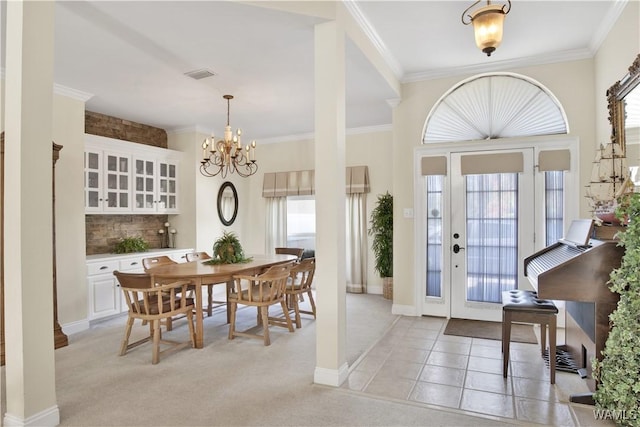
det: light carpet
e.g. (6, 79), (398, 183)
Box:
(3, 294), (516, 426)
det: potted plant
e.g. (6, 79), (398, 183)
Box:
(593, 193), (640, 424)
(204, 231), (252, 265)
(369, 192), (393, 299)
(113, 236), (149, 254)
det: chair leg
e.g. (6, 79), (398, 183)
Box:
(307, 290), (316, 318)
(228, 302), (237, 340)
(260, 306), (271, 346)
(165, 316), (173, 331)
(540, 323), (547, 357)
(152, 320), (161, 364)
(290, 296), (302, 328)
(280, 300), (295, 332)
(502, 311), (512, 378)
(120, 316), (135, 356)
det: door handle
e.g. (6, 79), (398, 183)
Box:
(452, 244), (465, 253)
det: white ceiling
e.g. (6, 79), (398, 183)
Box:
(3, 1), (625, 142)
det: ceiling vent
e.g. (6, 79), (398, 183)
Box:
(184, 69), (216, 80)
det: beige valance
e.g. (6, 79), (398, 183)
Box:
(421, 156), (447, 175)
(460, 152), (523, 175)
(538, 149), (571, 171)
(346, 166), (370, 194)
(262, 166), (369, 197)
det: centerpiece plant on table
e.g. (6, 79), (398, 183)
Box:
(204, 231), (252, 265)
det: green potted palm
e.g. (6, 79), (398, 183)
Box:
(369, 192), (393, 299)
(593, 193), (640, 424)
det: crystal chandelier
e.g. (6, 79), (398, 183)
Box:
(200, 95), (258, 178)
(461, 0), (511, 57)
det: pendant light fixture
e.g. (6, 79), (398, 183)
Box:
(461, 0), (511, 57)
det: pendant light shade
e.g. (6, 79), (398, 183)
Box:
(462, 1), (511, 57)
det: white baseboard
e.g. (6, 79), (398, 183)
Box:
(313, 362), (349, 386)
(4, 405), (59, 427)
(392, 303), (417, 316)
(62, 319), (90, 335)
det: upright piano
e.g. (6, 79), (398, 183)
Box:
(524, 221), (624, 395)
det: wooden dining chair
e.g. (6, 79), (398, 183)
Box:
(275, 247), (305, 261)
(142, 255), (177, 270)
(143, 255), (182, 330)
(113, 271), (196, 364)
(185, 251), (222, 317)
(284, 258), (316, 328)
(228, 263), (294, 345)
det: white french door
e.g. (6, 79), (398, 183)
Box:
(419, 148), (535, 321)
(449, 149), (534, 321)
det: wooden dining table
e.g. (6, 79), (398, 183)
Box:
(147, 254), (297, 348)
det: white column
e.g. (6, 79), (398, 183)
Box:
(313, 18), (348, 386)
(4, 2), (59, 426)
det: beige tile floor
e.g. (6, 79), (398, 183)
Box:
(343, 315), (615, 426)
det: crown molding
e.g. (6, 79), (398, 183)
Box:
(53, 84), (94, 102)
(252, 123), (392, 145)
(403, 48), (594, 83)
(343, 0), (404, 79)
(589, 0), (628, 54)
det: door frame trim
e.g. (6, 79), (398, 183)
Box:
(413, 134), (580, 318)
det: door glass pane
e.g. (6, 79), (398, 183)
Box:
(145, 195), (154, 208)
(465, 173), (518, 303)
(146, 161), (153, 175)
(120, 193), (128, 208)
(160, 179), (167, 193)
(88, 152), (99, 169)
(146, 178), (153, 191)
(136, 177), (144, 191)
(107, 192), (117, 207)
(169, 196), (176, 209)
(160, 163), (167, 177)
(545, 171), (564, 245)
(88, 191), (99, 207)
(119, 175), (128, 190)
(107, 174), (117, 189)
(107, 155), (117, 171)
(119, 157), (128, 173)
(426, 175), (443, 298)
(88, 171), (99, 188)
(169, 164), (176, 178)
(136, 194), (144, 208)
(136, 159), (144, 174)
(160, 195), (167, 209)
(169, 180), (176, 193)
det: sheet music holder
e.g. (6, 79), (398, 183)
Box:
(558, 219), (595, 248)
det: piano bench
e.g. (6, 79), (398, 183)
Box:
(502, 290), (559, 384)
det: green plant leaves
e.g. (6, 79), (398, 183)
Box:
(369, 192), (393, 278)
(204, 231), (252, 265)
(113, 236), (149, 254)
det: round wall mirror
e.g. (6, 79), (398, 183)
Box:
(217, 181), (238, 226)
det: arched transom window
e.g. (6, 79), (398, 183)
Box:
(423, 73), (568, 143)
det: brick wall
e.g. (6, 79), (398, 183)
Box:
(85, 215), (171, 255)
(85, 112), (169, 255)
(85, 111), (167, 148)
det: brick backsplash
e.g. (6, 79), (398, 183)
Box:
(85, 112), (170, 255)
(85, 215), (170, 255)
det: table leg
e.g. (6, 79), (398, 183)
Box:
(195, 279), (204, 348)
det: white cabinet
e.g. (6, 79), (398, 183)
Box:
(84, 134), (181, 214)
(132, 156), (179, 213)
(86, 248), (192, 321)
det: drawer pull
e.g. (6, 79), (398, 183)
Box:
(130, 262), (138, 266)
(100, 266), (109, 270)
